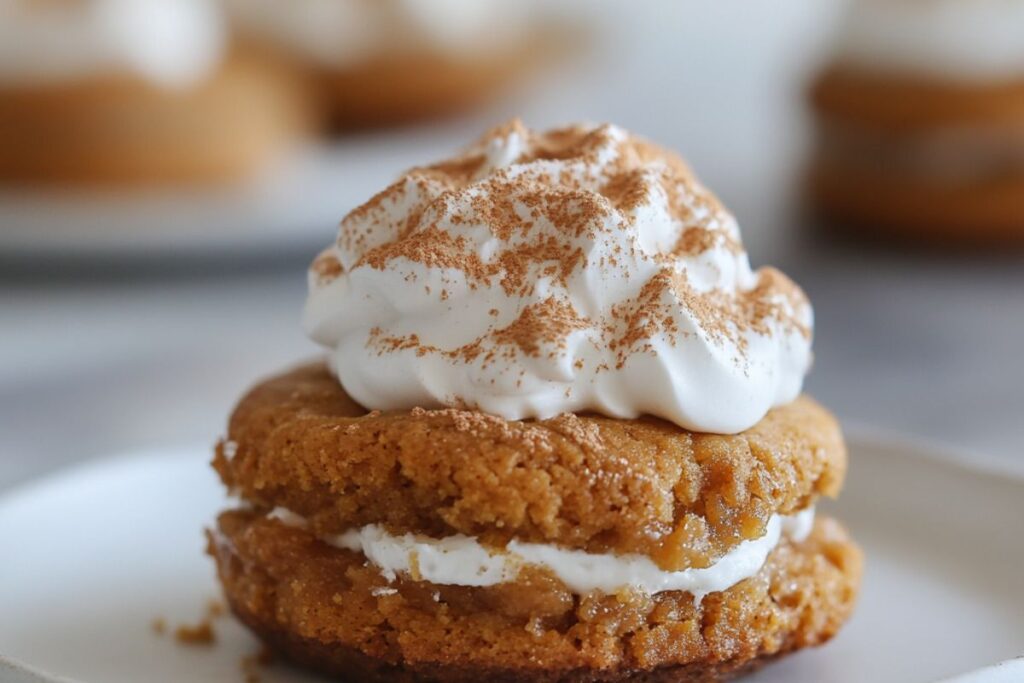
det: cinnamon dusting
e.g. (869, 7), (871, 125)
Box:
(492, 297), (589, 358)
(316, 119), (810, 373)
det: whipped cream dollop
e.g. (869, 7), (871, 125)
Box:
(833, 0), (1024, 80)
(304, 121), (813, 434)
(269, 507), (816, 598)
(0, 0), (225, 87)
(225, 0), (532, 67)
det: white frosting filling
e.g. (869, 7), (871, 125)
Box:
(224, 0), (533, 67)
(834, 0), (1024, 80)
(0, 0), (226, 87)
(269, 507), (815, 599)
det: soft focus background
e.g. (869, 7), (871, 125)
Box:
(2, 0), (1023, 493)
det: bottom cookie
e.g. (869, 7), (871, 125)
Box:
(209, 510), (862, 682)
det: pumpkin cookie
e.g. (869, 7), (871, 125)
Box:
(209, 121), (861, 681)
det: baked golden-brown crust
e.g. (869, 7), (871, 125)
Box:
(210, 510), (862, 682)
(0, 47), (315, 186)
(213, 362), (846, 571)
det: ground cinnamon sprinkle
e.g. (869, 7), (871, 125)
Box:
(669, 226), (739, 258)
(310, 251), (342, 282)
(315, 119), (810, 370)
(607, 272), (683, 369)
(600, 168), (650, 213)
(492, 297), (589, 358)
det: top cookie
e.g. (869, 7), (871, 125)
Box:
(214, 362), (845, 572)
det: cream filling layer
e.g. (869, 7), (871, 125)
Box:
(269, 507), (815, 598)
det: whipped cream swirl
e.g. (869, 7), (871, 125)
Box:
(225, 0), (532, 67)
(834, 0), (1024, 80)
(0, 0), (225, 87)
(304, 121), (812, 434)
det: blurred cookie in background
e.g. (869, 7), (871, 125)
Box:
(224, 0), (567, 129)
(0, 0), (315, 187)
(807, 0), (1024, 246)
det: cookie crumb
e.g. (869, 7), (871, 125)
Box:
(150, 617), (166, 636)
(173, 598), (226, 646)
(174, 621), (215, 646)
(241, 645), (275, 683)
(206, 598), (225, 618)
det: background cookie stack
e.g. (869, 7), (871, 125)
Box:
(0, 0), (313, 186)
(0, 0), (562, 187)
(808, 0), (1024, 245)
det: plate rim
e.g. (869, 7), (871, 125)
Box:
(841, 420), (1024, 483)
(1, 430), (1022, 683)
(0, 656), (75, 683)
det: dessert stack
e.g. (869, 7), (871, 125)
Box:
(210, 121), (862, 682)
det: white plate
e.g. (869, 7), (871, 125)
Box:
(0, 125), (474, 263)
(1, 434), (1022, 683)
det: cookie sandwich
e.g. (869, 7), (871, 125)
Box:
(210, 121), (862, 682)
